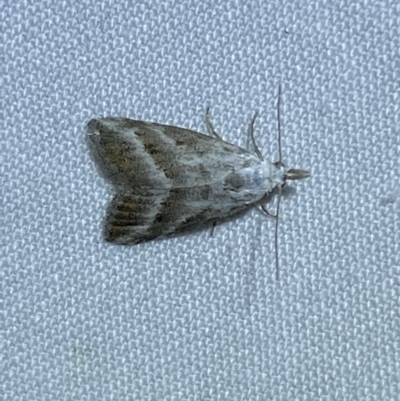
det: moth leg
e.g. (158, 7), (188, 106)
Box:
(247, 111), (263, 160)
(210, 220), (217, 236)
(205, 107), (223, 140)
(260, 205), (277, 219)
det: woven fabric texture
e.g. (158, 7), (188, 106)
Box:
(2, 1), (400, 400)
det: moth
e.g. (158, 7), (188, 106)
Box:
(87, 90), (310, 277)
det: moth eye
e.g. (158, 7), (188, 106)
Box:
(155, 213), (163, 222)
(273, 161), (286, 168)
(224, 173), (245, 190)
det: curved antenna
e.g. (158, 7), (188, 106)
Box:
(275, 185), (282, 280)
(274, 85), (310, 279)
(277, 83), (283, 163)
(275, 83), (283, 280)
(274, 84), (310, 279)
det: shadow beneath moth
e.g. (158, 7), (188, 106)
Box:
(87, 89), (310, 278)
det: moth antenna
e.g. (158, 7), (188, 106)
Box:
(275, 185), (282, 280)
(277, 83), (283, 163)
(275, 83), (283, 280)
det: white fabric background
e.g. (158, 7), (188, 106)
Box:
(2, 1), (400, 400)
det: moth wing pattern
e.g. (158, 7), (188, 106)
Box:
(87, 117), (269, 244)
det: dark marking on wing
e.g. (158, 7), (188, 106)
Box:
(224, 173), (245, 190)
(87, 119), (168, 190)
(104, 192), (161, 243)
